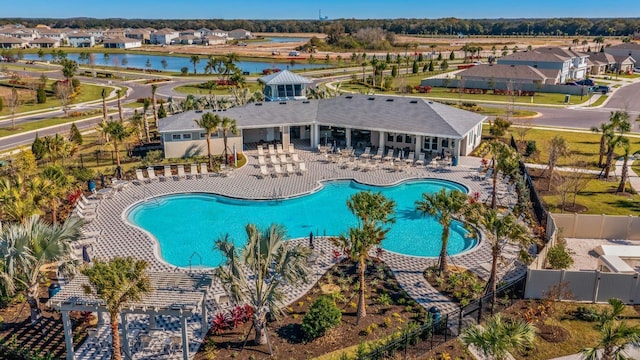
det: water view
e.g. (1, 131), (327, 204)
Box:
(23, 52), (329, 73)
(257, 37), (310, 43)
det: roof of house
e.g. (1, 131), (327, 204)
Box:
(102, 37), (141, 44)
(159, 95), (486, 140)
(498, 50), (568, 63)
(259, 70), (313, 85)
(458, 64), (549, 81)
(127, 28), (150, 35)
(536, 47), (586, 58)
(613, 55), (637, 64)
(178, 35), (197, 41)
(587, 52), (616, 65)
(0, 35), (28, 44)
(29, 37), (59, 44)
(606, 42), (640, 51)
(67, 32), (93, 38)
(154, 28), (177, 35)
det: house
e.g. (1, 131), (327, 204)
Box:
(612, 55), (637, 73)
(150, 28), (179, 45)
(209, 29), (228, 38)
(588, 52), (636, 74)
(179, 29), (200, 38)
(228, 29), (252, 40)
(0, 35), (29, 49)
(67, 33), (95, 48)
(259, 70), (313, 101)
(204, 35), (227, 45)
(125, 29), (151, 43)
(29, 37), (60, 48)
(458, 64), (560, 85)
(197, 28), (211, 37)
(497, 48), (588, 82)
(177, 35), (198, 45)
(604, 42), (640, 60)
(103, 37), (142, 49)
(36, 29), (66, 43)
(103, 28), (126, 38)
(158, 95), (486, 159)
(0, 27), (35, 41)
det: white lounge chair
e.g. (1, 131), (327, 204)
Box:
(258, 156), (267, 166)
(279, 154), (289, 164)
(297, 162), (308, 174)
(286, 163), (295, 175)
(268, 144), (276, 155)
(291, 153), (302, 163)
(273, 164), (285, 176)
(481, 168), (494, 182)
(269, 154), (280, 165)
(146, 167), (159, 182)
(276, 144), (285, 155)
(257, 145), (265, 156)
(190, 164), (200, 179)
(200, 163), (211, 177)
(288, 144), (295, 154)
(405, 151), (415, 165)
(77, 201), (97, 213)
(259, 165), (271, 178)
(72, 208), (96, 222)
(360, 147), (372, 158)
(383, 149), (395, 161)
(373, 148), (384, 160)
(415, 153), (426, 166)
(80, 194), (100, 205)
(176, 165), (186, 179)
(135, 169), (148, 184)
(160, 165), (172, 181)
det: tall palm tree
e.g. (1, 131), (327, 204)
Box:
(116, 89), (124, 122)
(416, 189), (469, 276)
(604, 111), (630, 178)
(591, 123), (611, 168)
(40, 166), (74, 224)
(142, 98), (151, 143)
(215, 223), (310, 349)
(194, 112), (220, 169)
(0, 215), (83, 322)
(546, 136), (570, 191)
(462, 314), (537, 360)
(467, 208), (530, 304)
(82, 257), (152, 360)
(332, 191), (395, 324)
(218, 117), (239, 165)
(190, 55), (200, 74)
(616, 137), (631, 193)
(101, 88), (108, 124)
(582, 298), (640, 360)
(204, 55), (216, 75)
(151, 84), (158, 127)
(103, 120), (129, 168)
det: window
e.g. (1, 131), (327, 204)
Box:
(182, 133), (192, 140)
(405, 135), (412, 144)
(200, 133), (206, 139)
(396, 135), (403, 143)
(286, 84), (294, 97)
(387, 133), (394, 142)
(442, 138), (449, 148)
(172, 134), (181, 140)
(277, 85), (285, 98)
(431, 137), (438, 150)
(294, 84), (302, 96)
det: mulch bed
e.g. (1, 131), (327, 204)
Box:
(195, 259), (428, 360)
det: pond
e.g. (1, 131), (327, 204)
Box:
(23, 52), (329, 73)
(256, 37), (310, 43)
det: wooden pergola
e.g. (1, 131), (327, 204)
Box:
(49, 272), (213, 360)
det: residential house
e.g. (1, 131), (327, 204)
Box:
(197, 28), (211, 37)
(0, 35), (29, 49)
(126, 29), (151, 43)
(497, 48), (588, 82)
(67, 33), (95, 48)
(179, 29), (200, 38)
(177, 35), (198, 45)
(604, 42), (640, 60)
(535, 47), (589, 80)
(29, 37), (60, 48)
(205, 35), (227, 45)
(458, 64), (560, 85)
(150, 28), (179, 45)
(210, 29), (228, 38)
(228, 29), (252, 40)
(260, 70), (313, 101)
(103, 28), (126, 38)
(0, 27), (36, 41)
(158, 95), (486, 159)
(103, 37), (142, 49)
(588, 52), (636, 74)
(36, 29), (66, 43)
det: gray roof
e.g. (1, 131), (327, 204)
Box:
(607, 42), (640, 51)
(259, 70), (313, 85)
(103, 37), (140, 44)
(498, 50), (567, 63)
(160, 95), (486, 139)
(0, 35), (28, 44)
(588, 52), (616, 65)
(459, 64), (549, 81)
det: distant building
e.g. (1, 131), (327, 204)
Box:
(67, 33), (95, 48)
(604, 42), (640, 60)
(29, 37), (60, 48)
(457, 64), (560, 85)
(179, 29), (200, 38)
(103, 28), (126, 38)
(205, 35), (227, 45)
(150, 28), (179, 45)
(0, 35), (29, 49)
(209, 29), (228, 38)
(259, 70), (313, 101)
(228, 29), (252, 40)
(103, 37), (142, 49)
(126, 29), (151, 43)
(497, 47), (588, 82)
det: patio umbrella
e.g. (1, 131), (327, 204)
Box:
(82, 245), (91, 263)
(309, 231), (314, 249)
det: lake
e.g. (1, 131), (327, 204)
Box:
(257, 37), (310, 43)
(23, 53), (328, 73)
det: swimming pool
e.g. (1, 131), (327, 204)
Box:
(126, 179), (478, 268)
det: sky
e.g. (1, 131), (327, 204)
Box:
(0, 0), (636, 19)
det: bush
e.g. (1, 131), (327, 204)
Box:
(525, 140), (537, 157)
(70, 167), (96, 182)
(546, 238), (574, 269)
(36, 87), (47, 104)
(302, 296), (342, 341)
(180, 66), (189, 75)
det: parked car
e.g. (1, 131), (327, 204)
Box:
(576, 79), (595, 86)
(634, 67), (640, 73)
(564, 82), (579, 86)
(592, 85), (611, 94)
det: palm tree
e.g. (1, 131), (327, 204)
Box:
(461, 314), (537, 360)
(217, 117), (239, 165)
(190, 55), (200, 74)
(604, 111), (630, 178)
(142, 98), (151, 143)
(194, 112), (220, 170)
(582, 298), (640, 360)
(103, 120), (129, 168)
(331, 191), (395, 324)
(488, 141), (519, 209)
(151, 84), (158, 127)
(101, 88), (108, 124)
(416, 189), (469, 276)
(591, 123), (612, 168)
(204, 55), (216, 75)
(40, 166), (74, 224)
(82, 257), (152, 360)
(361, 60), (368, 83)
(546, 135), (570, 191)
(0, 215), (83, 322)
(116, 89), (124, 122)
(616, 137), (631, 193)
(215, 224), (310, 349)
(0, 176), (43, 224)
(467, 208), (530, 304)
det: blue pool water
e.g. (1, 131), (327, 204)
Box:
(126, 179), (477, 268)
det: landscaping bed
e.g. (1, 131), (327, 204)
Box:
(195, 259), (428, 360)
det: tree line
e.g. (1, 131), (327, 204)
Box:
(1, 17), (639, 37)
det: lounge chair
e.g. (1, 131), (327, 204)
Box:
(269, 154), (280, 165)
(135, 169), (148, 184)
(276, 144), (285, 155)
(259, 165), (271, 178)
(360, 147), (371, 159)
(71, 208), (96, 222)
(372, 148), (384, 160)
(160, 165), (172, 181)
(268, 144), (276, 155)
(279, 154), (289, 164)
(414, 153), (426, 166)
(146, 167), (159, 182)
(405, 151), (415, 165)
(291, 153), (302, 163)
(298, 162), (308, 174)
(481, 168), (493, 182)
(257, 145), (265, 156)
(383, 149), (395, 161)
(176, 165), (186, 179)
(273, 164), (285, 176)
(288, 144), (295, 154)
(190, 164), (200, 179)
(200, 163), (211, 177)
(286, 163), (295, 175)
(81, 194), (100, 205)
(258, 156), (267, 166)
(77, 201), (97, 213)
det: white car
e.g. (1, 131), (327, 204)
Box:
(634, 67), (640, 73)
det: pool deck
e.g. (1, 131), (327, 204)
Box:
(75, 149), (526, 359)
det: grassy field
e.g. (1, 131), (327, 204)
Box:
(542, 177), (640, 215)
(173, 82), (261, 95)
(0, 63), (55, 73)
(0, 111), (117, 138)
(0, 82), (114, 117)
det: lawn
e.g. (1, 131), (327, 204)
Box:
(0, 111), (117, 138)
(586, 95), (608, 107)
(173, 82), (261, 95)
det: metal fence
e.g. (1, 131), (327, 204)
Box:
(510, 136), (548, 228)
(363, 276), (527, 359)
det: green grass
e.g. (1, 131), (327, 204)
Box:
(0, 111), (117, 137)
(587, 95), (608, 107)
(123, 102), (143, 109)
(542, 177), (640, 215)
(0, 63), (55, 73)
(473, 107), (538, 117)
(0, 82), (114, 117)
(173, 83), (260, 95)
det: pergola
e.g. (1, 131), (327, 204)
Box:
(49, 272), (213, 360)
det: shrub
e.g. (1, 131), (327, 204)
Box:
(525, 140), (537, 157)
(376, 293), (392, 306)
(36, 87), (47, 104)
(180, 66), (189, 75)
(302, 296), (342, 340)
(546, 238), (574, 269)
(69, 122), (83, 145)
(70, 167), (95, 182)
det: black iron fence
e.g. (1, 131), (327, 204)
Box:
(511, 136), (547, 228)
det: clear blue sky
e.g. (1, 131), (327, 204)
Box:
(1, 0), (636, 19)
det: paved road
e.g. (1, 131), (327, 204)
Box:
(600, 80), (640, 113)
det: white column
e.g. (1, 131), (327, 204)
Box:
(181, 316), (190, 360)
(345, 128), (351, 147)
(378, 131), (385, 149)
(415, 135), (423, 153)
(61, 310), (75, 360)
(311, 124), (320, 149)
(455, 139), (461, 157)
(97, 311), (105, 325)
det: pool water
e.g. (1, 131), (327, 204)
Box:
(126, 179), (477, 268)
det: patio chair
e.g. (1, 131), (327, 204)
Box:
(414, 153), (426, 166)
(72, 208), (96, 222)
(481, 168), (493, 182)
(135, 169), (149, 184)
(273, 164), (285, 176)
(136, 334), (154, 355)
(279, 154), (289, 164)
(268, 144), (276, 155)
(276, 144), (285, 155)
(159, 165), (172, 181)
(166, 335), (183, 355)
(146, 167), (159, 182)
(360, 147), (371, 158)
(258, 156), (267, 166)
(383, 149), (395, 161)
(176, 165), (186, 180)
(259, 165), (271, 179)
(200, 163), (211, 177)
(77, 201), (97, 213)
(80, 194), (100, 205)
(291, 153), (302, 163)
(405, 151), (415, 165)
(190, 164), (200, 179)
(372, 148), (384, 160)
(297, 162), (308, 174)
(288, 143), (295, 154)
(286, 163), (295, 175)
(269, 154), (280, 165)
(257, 145), (265, 156)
